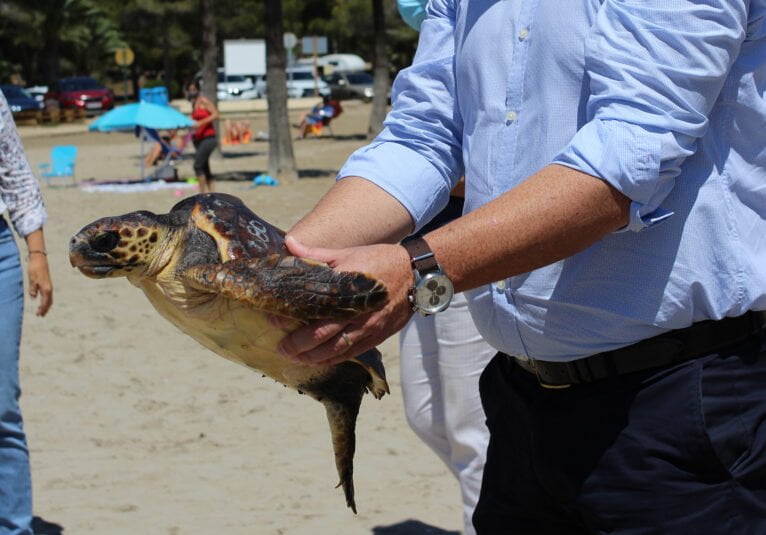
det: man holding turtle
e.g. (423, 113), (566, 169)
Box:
(278, 1), (766, 532)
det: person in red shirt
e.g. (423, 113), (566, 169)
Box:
(187, 80), (219, 193)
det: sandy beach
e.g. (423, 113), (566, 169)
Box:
(15, 101), (464, 535)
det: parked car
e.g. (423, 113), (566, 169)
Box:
(217, 69), (259, 100)
(323, 71), (375, 102)
(51, 76), (114, 113)
(285, 67), (331, 98)
(24, 85), (49, 103)
(0, 85), (44, 113)
(256, 68), (331, 99)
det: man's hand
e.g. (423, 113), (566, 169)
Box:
(277, 235), (415, 366)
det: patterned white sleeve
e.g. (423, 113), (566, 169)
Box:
(0, 89), (48, 238)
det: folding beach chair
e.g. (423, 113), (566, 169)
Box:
(39, 145), (78, 187)
(306, 100), (343, 138)
(136, 127), (192, 181)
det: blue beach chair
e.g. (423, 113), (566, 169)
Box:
(39, 145), (78, 187)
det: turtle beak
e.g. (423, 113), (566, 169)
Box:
(69, 233), (119, 278)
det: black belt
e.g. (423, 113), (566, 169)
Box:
(511, 310), (766, 389)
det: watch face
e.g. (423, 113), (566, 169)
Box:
(414, 272), (454, 314)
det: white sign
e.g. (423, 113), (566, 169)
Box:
(224, 39), (267, 76)
(283, 32), (297, 49)
(301, 36), (328, 55)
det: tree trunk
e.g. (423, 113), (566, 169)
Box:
(265, 0), (298, 182)
(200, 0), (221, 146)
(41, 5), (65, 86)
(368, 0), (389, 138)
(163, 22), (172, 96)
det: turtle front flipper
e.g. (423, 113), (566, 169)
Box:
(180, 254), (387, 319)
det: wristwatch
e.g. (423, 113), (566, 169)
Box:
(402, 237), (454, 315)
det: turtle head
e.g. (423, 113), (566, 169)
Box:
(69, 211), (177, 279)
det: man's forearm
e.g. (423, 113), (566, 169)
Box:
(277, 164), (632, 364)
(289, 176), (415, 248)
(426, 164), (632, 293)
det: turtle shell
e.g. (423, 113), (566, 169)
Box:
(172, 192), (287, 261)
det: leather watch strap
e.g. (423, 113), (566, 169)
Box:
(402, 237), (438, 274)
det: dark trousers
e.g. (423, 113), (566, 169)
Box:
(473, 331), (766, 534)
(193, 136), (217, 181)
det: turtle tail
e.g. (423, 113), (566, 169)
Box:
(303, 361), (378, 513)
(323, 395), (362, 514)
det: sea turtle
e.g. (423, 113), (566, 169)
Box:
(68, 192), (389, 513)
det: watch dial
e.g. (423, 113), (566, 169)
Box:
(415, 273), (454, 314)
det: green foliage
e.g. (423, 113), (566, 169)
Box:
(0, 0), (419, 94)
(0, 0), (126, 84)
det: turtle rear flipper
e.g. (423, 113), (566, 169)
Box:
(181, 255), (387, 320)
(351, 349), (389, 399)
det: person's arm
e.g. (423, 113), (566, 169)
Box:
(279, 1), (748, 365)
(0, 90), (53, 317)
(194, 96), (219, 127)
(424, 164), (629, 291)
(291, 0), (461, 249)
(289, 177), (414, 248)
(279, 165), (628, 365)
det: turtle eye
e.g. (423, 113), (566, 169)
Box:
(91, 231), (120, 253)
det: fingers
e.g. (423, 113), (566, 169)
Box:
(36, 288), (53, 317)
(27, 262), (53, 317)
(277, 318), (348, 363)
(285, 235), (338, 266)
(275, 241), (414, 366)
(278, 304), (410, 367)
(28, 280), (53, 317)
(267, 314), (296, 330)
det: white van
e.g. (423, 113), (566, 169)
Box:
(296, 54), (367, 74)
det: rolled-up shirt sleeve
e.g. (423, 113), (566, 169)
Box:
(0, 91), (48, 238)
(338, 0), (463, 233)
(553, 1), (748, 231)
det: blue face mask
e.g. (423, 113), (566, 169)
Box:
(397, 0), (427, 31)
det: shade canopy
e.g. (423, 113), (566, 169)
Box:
(88, 101), (193, 132)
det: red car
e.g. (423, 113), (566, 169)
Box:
(51, 76), (114, 113)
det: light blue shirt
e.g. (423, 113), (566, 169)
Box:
(339, 0), (766, 361)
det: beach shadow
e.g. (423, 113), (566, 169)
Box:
(331, 133), (368, 141)
(298, 168), (337, 179)
(221, 151), (262, 158)
(209, 168), (338, 182)
(295, 133), (368, 142)
(32, 516), (64, 534)
(371, 519), (460, 535)
(212, 170), (262, 182)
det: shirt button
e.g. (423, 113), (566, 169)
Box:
(496, 280), (507, 291)
(505, 110), (517, 122)
(518, 28), (529, 40)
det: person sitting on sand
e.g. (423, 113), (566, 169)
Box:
(223, 119), (252, 145)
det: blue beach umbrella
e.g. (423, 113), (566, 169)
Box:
(88, 101), (194, 180)
(88, 101), (193, 132)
